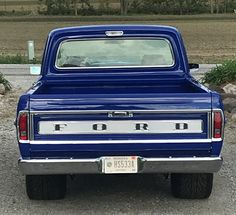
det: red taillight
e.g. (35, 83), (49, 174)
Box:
(213, 111), (223, 139)
(18, 112), (28, 141)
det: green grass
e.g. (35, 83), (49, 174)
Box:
(202, 60), (236, 85)
(0, 54), (40, 64)
(0, 54), (28, 64)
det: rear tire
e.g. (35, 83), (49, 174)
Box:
(171, 173), (213, 199)
(26, 175), (67, 200)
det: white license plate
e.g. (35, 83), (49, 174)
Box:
(102, 156), (138, 174)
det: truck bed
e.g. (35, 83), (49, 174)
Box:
(25, 79), (213, 159)
(34, 82), (206, 95)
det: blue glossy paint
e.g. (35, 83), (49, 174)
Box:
(16, 25), (224, 160)
(27, 143), (213, 159)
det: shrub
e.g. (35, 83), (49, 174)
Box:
(0, 54), (40, 64)
(0, 54), (28, 64)
(202, 60), (236, 86)
(0, 73), (12, 92)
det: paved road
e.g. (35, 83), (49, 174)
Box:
(0, 74), (236, 215)
(0, 64), (217, 76)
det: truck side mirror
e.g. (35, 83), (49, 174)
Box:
(189, 63), (199, 70)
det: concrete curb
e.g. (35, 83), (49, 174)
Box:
(0, 64), (40, 76)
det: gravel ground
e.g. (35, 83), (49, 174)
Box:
(0, 76), (236, 215)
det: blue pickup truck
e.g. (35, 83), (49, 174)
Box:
(16, 25), (224, 200)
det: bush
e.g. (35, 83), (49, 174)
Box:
(0, 73), (12, 92)
(129, 0), (209, 15)
(0, 10), (31, 16)
(0, 54), (40, 64)
(0, 54), (28, 64)
(202, 60), (236, 86)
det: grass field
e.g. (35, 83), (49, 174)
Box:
(0, 15), (236, 63)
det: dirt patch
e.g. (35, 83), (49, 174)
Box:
(0, 90), (21, 119)
(0, 17), (236, 63)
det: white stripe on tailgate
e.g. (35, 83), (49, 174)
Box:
(38, 120), (203, 135)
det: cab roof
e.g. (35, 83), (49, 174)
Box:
(48, 24), (180, 39)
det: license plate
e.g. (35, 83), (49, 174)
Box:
(102, 156), (138, 174)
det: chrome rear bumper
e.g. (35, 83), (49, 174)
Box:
(18, 157), (223, 175)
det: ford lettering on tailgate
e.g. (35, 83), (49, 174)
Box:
(38, 120), (203, 134)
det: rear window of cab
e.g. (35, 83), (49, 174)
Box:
(55, 38), (175, 69)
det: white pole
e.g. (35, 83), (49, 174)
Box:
(27, 41), (35, 61)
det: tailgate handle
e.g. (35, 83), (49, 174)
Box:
(108, 111), (133, 118)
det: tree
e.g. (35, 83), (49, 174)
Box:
(223, 0), (235, 13)
(38, 0), (53, 14)
(120, 0), (129, 15)
(73, 0), (78, 16)
(39, 0), (72, 15)
(215, 0), (220, 13)
(185, 0), (192, 14)
(177, 0), (185, 15)
(80, 0), (92, 8)
(210, 0), (214, 13)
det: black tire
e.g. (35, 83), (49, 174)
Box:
(171, 173), (213, 199)
(26, 175), (67, 200)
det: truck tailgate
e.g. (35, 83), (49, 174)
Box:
(27, 92), (213, 158)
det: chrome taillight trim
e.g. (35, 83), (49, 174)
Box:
(17, 110), (30, 143)
(211, 109), (224, 142)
